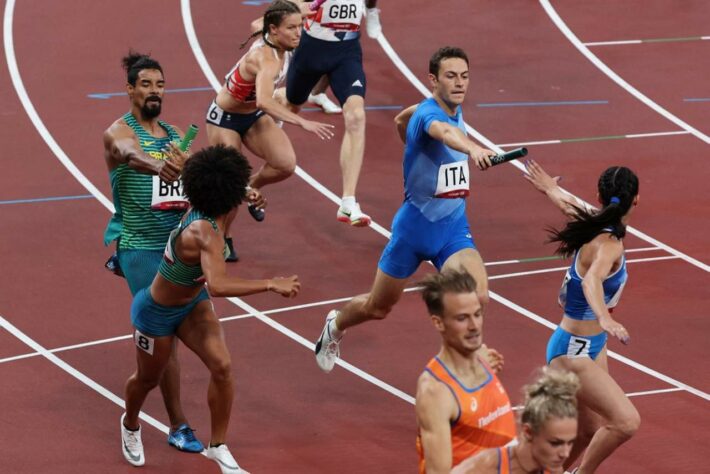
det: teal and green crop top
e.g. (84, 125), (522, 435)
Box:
(158, 209), (228, 287)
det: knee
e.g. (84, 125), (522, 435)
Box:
(614, 410), (641, 440)
(134, 371), (161, 392)
(210, 357), (233, 385)
(364, 301), (394, 321)
(477, 290), (490, 308)
(271, 153), (297, 177)
(343, 104), (366, 133)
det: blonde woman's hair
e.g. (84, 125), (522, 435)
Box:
(521, 367), (580, 433)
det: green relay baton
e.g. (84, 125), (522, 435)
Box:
(177, 124), (199, 152)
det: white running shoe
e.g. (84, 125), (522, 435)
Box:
(365, 8), (382, 39)
(314, 310), (343, 373)
(308, 93), (342, 114)
(120, 413), (145, 467)
(203, 445), (248, 474)
(336, 202), (371, 227)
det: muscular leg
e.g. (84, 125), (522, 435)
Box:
(551, 350), (640, 473)
(563, 402), (603, 469)
(124, 333), (175, 429)
(243, 115), (296, 190)
(177, 301), (234, 445)
(336, 269), (409, 331)
(339, 95), (366, 197)
(441, 248), (490, 309)
(159, 340), (188, 430)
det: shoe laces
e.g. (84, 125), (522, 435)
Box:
(175, 425), (198, 443)
(124, 429), (141, 449)
(325, 338), (340, 359)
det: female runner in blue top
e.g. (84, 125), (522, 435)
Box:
(523, 160), (640, 474)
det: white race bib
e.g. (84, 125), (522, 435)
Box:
(151, 176), (189, 210)
(319, 0), (364, 28)
(435, 161), (470, 198)
(567, 336), (591, 358)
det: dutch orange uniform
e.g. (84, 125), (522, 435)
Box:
(497, 446), (552, 474)
(416, 356), (516, 473)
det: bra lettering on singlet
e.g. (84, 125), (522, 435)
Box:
(151, 176), (189, 210)
(435, 161), (470, 198)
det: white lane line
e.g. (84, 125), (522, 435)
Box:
(3, 0), (115, 212)
(0, 314), (169, 433)
(0, 251), (669, 366)
(226, 297), (415, 404)
(585, 37), (710, 47)
(540, 0), (710, 146)
(585, 39), (642, 47)
(490, 255), (679, 280)
(626, 387), (683, 398)
(497, 130), (691, 148)
(376, 33), (710, 273)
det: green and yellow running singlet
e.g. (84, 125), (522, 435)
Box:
(104, 112), (186, 250)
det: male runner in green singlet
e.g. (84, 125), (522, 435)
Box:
(102, 51), (203, 453)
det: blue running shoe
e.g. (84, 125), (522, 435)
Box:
(168, 424), (204, 453)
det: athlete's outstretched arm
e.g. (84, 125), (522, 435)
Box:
(197, 221), (300, 298)
(523, 160), (580, 217)
(427, 120), (494, 170)
(103, 124), (184, 182)
(253, 58), (334, 140)
(394, 104), (417, 144)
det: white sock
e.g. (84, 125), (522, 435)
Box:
(341, 196), (356, 209)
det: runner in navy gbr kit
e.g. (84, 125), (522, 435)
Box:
(287, 0), (383, 227)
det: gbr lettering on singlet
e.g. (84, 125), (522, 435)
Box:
(435, 161), (470, 198)
(319, 0), (364, 29)
(151, 176), (189, 210)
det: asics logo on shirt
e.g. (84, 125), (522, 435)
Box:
(470, 397), (478, 412)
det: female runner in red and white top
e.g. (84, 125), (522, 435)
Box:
(206, 0), (334, 260)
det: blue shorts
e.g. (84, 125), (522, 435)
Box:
(546, 326), (608, 364)
(117, 249), (163, 296)
(206, 100), (265, 137)
(378, 203), (476, 279)
(286, 33), (365, 106)
(131, 287), (210, 337)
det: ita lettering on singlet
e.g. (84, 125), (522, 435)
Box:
(435, 161), (470, 198)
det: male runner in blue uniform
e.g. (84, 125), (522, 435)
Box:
(314, 46), (495, 372)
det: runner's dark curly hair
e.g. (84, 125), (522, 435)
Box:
(182, 145), (251, 218)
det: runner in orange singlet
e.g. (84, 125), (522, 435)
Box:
(414, 269), (515, 473)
